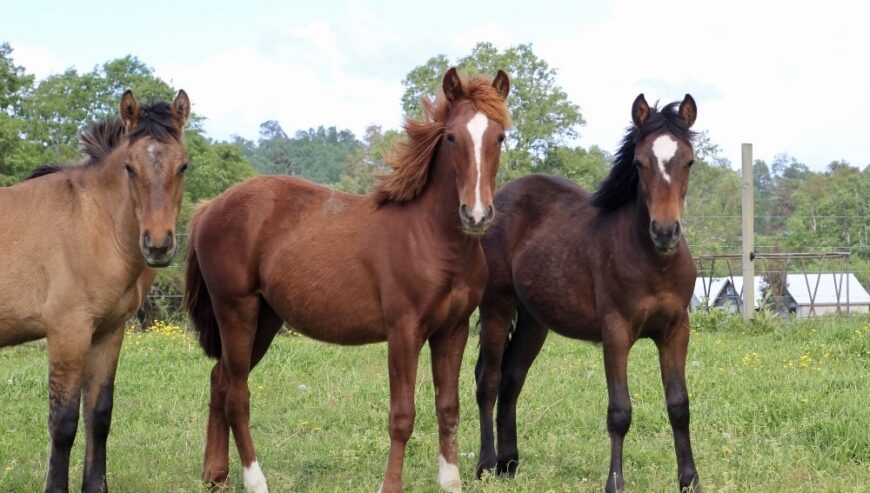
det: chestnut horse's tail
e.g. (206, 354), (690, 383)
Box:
(184, 201), (222, 359)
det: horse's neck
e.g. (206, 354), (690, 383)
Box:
(78, 155), (141, 261)
(411, 149), (470, 245)
(600, 199), (663, 259)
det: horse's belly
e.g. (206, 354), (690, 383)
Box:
(291, 320), (386, 345)
(514, 259), (601, 341)
(526, 301), (601, 342)
(264, 281), (386, 346)
(0, 316), (46, 347)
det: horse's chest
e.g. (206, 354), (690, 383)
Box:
(92, 270), (153, 330)
(630, 291), (686, 336)
(428, 272), (485, 333)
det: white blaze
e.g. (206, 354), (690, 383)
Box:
(438, 455), (462, 493)
(466, 112), (489, 223)
(652, 135), (678, 184)
(243, 460), (268, 493)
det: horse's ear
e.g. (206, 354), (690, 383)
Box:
(120, 90), (140, 131)
(492, 70), (510, 100)
(631, 93), (650, 126)
(171, 89), (191, 129)
(679, 93), (697, 128)
(442, 67), (464, 103)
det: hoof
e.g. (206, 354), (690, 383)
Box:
(604, 472), (625, 493)
(438, 456), (461, 492)
(243, 461), (268, 493)
(475, 459), (496, 479)
(202, 469), (230, 491)
(681, 474), (702, 493)
(496, 455), (519, 477)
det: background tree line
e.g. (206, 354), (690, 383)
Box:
(1, 41), (867, 318)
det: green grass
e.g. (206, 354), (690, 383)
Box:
(1, 314), (868, 492)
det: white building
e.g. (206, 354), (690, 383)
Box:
(691, 273), (870, 317)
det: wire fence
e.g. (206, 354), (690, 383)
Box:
(144, 228), (870, 323)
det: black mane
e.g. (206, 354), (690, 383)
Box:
(127, 101), (181, 143)
(589, 101), (696, 212)
(23, 99), (179, 182)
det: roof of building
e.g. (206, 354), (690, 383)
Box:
(783, 273), (870, 305)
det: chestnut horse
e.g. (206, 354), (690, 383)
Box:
(474, 94), (702, 492)
(184, 68), (510, 493)
(0, 90), (190, 492)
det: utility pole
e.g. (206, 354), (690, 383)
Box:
(742, 143), (755, 322)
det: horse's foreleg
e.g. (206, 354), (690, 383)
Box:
(214, 297), (267, 493)
(474, 293), (516, 479)
(45, 325), (91, 493)
(602, 316), (633, 493)
(656, 316), (702, 493)
(495, 307), (547, 477)
(202, 361), (230, 487)
(429, 321), (470, 493)
(81, 325), (124, 493)
(381, 327), (423, 493)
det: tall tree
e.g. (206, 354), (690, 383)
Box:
(251, 122), (362, 185)
(335, 125), (400, 194)
(539, 145), (609, 190)
(0, 43), (42, 185)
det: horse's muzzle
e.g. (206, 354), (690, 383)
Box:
(459, 204), (495, 236)
(141, 230), (176, 267)
(649, 219), (681, 253)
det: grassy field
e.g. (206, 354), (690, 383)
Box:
(1, 314), (867, 492)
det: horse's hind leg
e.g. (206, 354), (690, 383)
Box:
(429, 321), (470, 493)
(251, 299), (283, 370)
(474, 289), (517, 478)
(203, 299), (281, 489)
(203, 360), (231, 487)
(213, 295), (268, 493)
(44, 323), (92, 493)
(81, 325), (124, 493)
(655, 315), (701, 493)
(495, 306), (547, 476)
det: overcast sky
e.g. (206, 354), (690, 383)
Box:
(3, 0), (868, 170)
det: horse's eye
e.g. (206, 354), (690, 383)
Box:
(633, 159), (642, 168)
(497, 134), (505, 143)
(446, 133), (455, 143)
(687, 160), (695, 168)
(179, 163), (189, 175)
(124, 164), (135, 177)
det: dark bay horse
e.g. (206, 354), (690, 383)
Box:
(184, 68), (510, 493)
(0, 90), (190, 492)
(475, 94), (702, 492)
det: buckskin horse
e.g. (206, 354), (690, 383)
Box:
(474, 94), (702, 492)
(0, 90), (190, 492)
(184, 68), (510, 493)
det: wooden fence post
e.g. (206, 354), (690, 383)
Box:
(742, 143), (755, 321)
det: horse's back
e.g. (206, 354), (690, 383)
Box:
(484, 174), (593, 274)
(193, 175), (387, 343)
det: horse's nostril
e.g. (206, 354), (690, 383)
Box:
(459, 204), (471, 222)
(673, 222), (681, 236)
(143, 231), (153, 249)
(484, 205), (495, 222)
